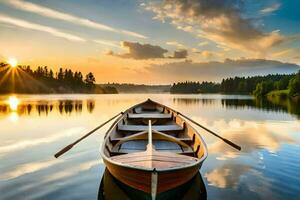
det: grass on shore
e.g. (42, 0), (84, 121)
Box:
(267, 89), (289, 98)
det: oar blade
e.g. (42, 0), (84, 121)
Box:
(223, 138), (241, 151)
(54, 144), (74, 158)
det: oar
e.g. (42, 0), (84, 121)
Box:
(54, 112), (123, 158)
(177, 112), (241, 151)
(152, 100), (241, 151)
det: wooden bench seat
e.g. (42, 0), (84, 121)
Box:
(111, 151), (198, 169)
(118, 124), (183, 132)
(110, 137), (193, 144)
(110, 140), (194, 155)
(128, 113), (172, 119)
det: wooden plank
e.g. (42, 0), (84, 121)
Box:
(153, 141), (181, 150)
(104, 159), (200, 194)
(114, 148), (189, 154)
(111, 139), (194, 154)
(111, 153), (195, 161)
(111, 137), (193, 144)
(128, 113), (171, 119)
(152, 130), (190, 148)
(120, 140), (182, 150)
(111, 151), (198, 169)
(120, 140), (147, 150)
(111, 153), (197, 163)
(112, 156), (195, 165)
(118, 124), (183, 132)
(156, 165), (200, 194)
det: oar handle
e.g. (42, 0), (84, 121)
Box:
(54, 143), (74, 158)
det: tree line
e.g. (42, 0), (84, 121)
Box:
(170, 81), (220, 93)
(170, 72), (300, 98)
(253, 72), (300, 97)
(102, 83), (171, 93)
(0, 62), (117, 94)
(221, 74), (295, 94)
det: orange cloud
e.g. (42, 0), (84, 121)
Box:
(145, 0), (290, 53)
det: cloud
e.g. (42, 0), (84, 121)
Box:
(205, 164), (251, 188)
(44, 160), (99, 182)
(294, 56), (300, 59)
(198, 41), (209, 46)
(107, 41), (189, 60)
(0, 127), (84, 156)
(144, 0), (287, 52)
(0, 159), (62, 180)
(105, 50), (115, 56)
(94, 39), (122, 49)
(166, 41), (185, 48)
(198, 50), (214, 58)
(0, 14), (85, 42)
(5, 0), (147, 39)
(169, 49), (188, 59)
(204, 162), (275, 199)
(260, 3), (281, 14)
(145, 58), (300, 82)
(110, 41), (168, 59)
(217, 45), (231, 51)
(192, 49), (225, 59)
(271, 49), (294, 58)
(208, 120), (295, 159)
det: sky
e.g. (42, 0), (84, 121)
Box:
(0, 0), (299, 84)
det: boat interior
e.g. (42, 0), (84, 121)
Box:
(103, 100), (207, 169)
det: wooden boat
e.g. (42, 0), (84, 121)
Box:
(98, 168), (207, 200)
(100, 99), (208, 198)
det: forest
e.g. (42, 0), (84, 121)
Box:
(101, 83), (171, 93)
(0, 62), (117, 94)
(170, 81), (220, 94)
(1, 61), (299, 97)
(170, 72), (300, 98)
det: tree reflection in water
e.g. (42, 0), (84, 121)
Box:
(87, 100), (95, 113)
(173, 97), (300, 119)
(0, 99), (95, 116)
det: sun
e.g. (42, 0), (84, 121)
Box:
(7, 58), (18, 68)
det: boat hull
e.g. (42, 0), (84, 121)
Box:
(103, 158), (203, 194)
(98, 168), (207, 200)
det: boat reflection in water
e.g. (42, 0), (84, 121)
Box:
(98, 169), (207, 200)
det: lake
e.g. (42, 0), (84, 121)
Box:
(0, 94), (299, 200)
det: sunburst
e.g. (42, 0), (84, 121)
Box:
(7, 58), (18, 68)
(0, 59), (50, 94)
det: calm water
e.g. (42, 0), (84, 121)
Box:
(0, 94), (299, 200)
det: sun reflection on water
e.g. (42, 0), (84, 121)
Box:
(8, 96), (19, 111)
(9, 112), (19, 122)
(5, 96), (20, 122)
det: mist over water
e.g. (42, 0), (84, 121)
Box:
(0, 94), (299, 200)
